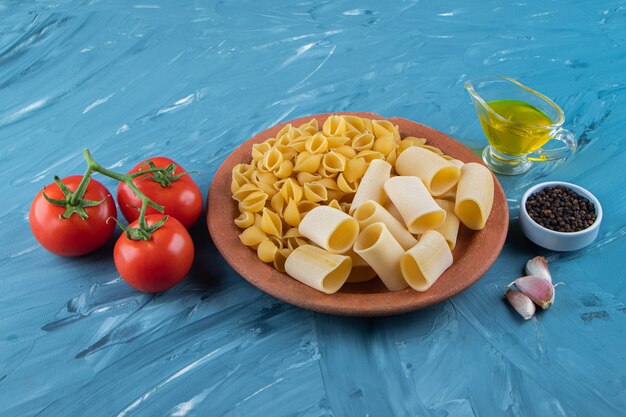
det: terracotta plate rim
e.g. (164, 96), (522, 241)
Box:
(207, 112), (509, 317)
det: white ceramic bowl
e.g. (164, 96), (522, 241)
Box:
(519, 181), (602, 251)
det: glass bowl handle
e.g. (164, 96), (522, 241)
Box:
(527, 128), (577, 162)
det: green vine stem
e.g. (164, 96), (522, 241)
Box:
(44, 149), (178, 240)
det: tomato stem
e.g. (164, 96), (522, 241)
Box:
(80, 149), (169, 240)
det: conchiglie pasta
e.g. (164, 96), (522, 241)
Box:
(270, 192), (286, 214)
(232, 183), (262, 202)
(296, 171), (322, 185)
(372, 119), (400, 143)
(373, 135), (396, 156)
(298, 119), (318, 135)
(288, 135), (309, 153)
(351, 132), (375, 151)
(343, 158), (367, 182)
(234, 211), (255, 229)
(261, 148), (283, 172)
(305, 133), (329, 154)
(257, 240), (278, 263)
(334, 145), (357, 159)
(322, 151), (347, 173)
(337, 173), (359, 193)
(239, 225), (268, 248)
(238, 191), (268, 213)
(356, 150), (384, 163)
(275, 160), (294, 179)
(279, 178), (303, 203)
(323, 115), (348, 137)
(294, 152), (323, 173)
(283, 198), (302, 227)
(327, 136), (349, 148)
(260, 208), (283, 237)
(343, 115), (368, 133)
(251, 142), (272, 161)
(304, 182), (328, 203)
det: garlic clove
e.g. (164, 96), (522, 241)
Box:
(504, 290), (536, 320)
(525, 256), (551, 283)
(513, 275), (555, 309)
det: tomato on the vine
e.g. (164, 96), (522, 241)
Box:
(117, 157), (202, 228)
(113, 214), (194, 292)
(29, 175), (117, 256)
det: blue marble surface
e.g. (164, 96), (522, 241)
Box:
(1, 1), (625, 416)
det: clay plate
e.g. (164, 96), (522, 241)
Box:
(207, 112), (508, 316)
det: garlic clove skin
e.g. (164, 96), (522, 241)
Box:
(513, 275), (555, 309)
(525, 256), (551, 283)
(505, 290), (536, 320)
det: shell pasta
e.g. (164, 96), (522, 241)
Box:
(231, 114), (494, 295)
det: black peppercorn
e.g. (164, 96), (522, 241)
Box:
(525, 186), (596, 233)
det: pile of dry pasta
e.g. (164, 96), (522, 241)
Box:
(231, 115), (494, 294)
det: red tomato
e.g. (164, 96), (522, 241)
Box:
(114, 214), (194, 292)
(117, 157), (202, 228)
(29, 175), (117, 256)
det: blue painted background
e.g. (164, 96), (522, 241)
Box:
(1, 1), (625, 416)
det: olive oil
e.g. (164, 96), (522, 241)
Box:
(479, 100), (554, 156)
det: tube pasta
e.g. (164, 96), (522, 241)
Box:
(353, 222), (407, 291)
(347, 266), (378, 283)
(298, 206), (359, 253)
(285, 245), (352, 294)
(353, 200), (418, 250)
(384, 176), (445, 234)
(395, 146), (461, 196)
(455, 162), (494, 230)
(434, 199), (460, 250)
(400, 230), (452, 291)
(350, 159), (391, 214)
(383, 199), (404, 224)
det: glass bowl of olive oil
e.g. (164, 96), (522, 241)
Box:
(465, 76), (577, 175)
